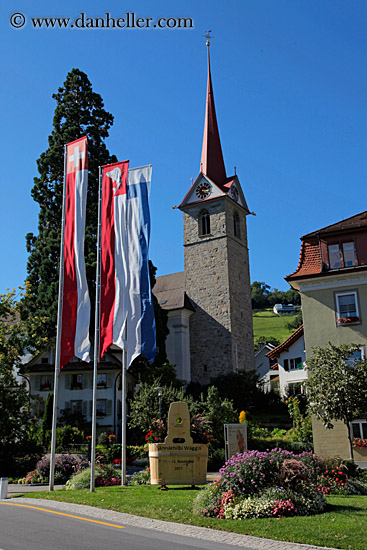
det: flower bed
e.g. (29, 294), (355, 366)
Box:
(193, 448), (367, 520)
(20, 454), (88, 484)
(65, 464), (121, 490)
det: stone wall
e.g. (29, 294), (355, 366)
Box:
(182, 196), (254, 382)
(225, 200), (254, 372)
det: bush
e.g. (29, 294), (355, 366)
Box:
(20, 454), (88, 484)
(106, 443), (122, 462)
(37, 454), (87, 483)
(66, 464), (121, 490)
(128, 468), (151, 485)
(208, 448), (226, 471)
(249, 437), (311, 453)
(97, 432), (110, 447)
(43, 426), (85, 452)
(192, 482), (223, 517)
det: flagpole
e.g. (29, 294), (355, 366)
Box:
(121, 340), (127, 486)
(90, 166), (103, 492)
(49, 145), (68, 491)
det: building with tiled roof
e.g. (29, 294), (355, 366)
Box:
(286, 212), (367, 466)
(286, 211), (367, 283)
(265, 325), (306, 397)
(254, 343), (278, 393)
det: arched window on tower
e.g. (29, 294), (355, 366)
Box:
(233, 211), (241, 238)
(198, 209), (210, 236)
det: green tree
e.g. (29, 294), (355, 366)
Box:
(254, 336), (281, 351)
(21, 68), (117, 350)
(286, 311), (303, 331)
(40, 391), (53, 446)
(251, 281), (270, 309)
(0, 290), (41, 476)
(251, 281), (301, 310)
(305, 343), (367, 459)
(189, 386), (237, 449)
(128, 381), (185, 441)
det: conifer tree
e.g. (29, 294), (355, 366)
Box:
(22, 69), (117, 349)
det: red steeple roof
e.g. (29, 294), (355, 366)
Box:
(200, 46), (227, 187)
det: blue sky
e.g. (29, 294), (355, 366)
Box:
(1, 0), (366, 295)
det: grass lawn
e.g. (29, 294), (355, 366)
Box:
(17, 485), (367, 550)
(253, 308), (298, 344)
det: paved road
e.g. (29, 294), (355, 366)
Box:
(0, 498), (338, 550)
(0, 500), (253, 550)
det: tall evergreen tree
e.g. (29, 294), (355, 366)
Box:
(21, 69), (117, 350)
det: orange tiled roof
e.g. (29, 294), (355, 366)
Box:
(286, 238), (321, 279)
(266, 325), (304, 359)
(286, 211), (367, 281)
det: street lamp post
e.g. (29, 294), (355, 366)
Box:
(155, 386), (163, 420)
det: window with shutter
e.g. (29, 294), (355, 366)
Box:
(71, 400), (82, 414)
(71, 374), (83, 390)
(97, 399), (106, 416)
(283, 360), (289, 371)
(64, 374), (71, 389)
(33, 375), (41, 391)
(97, 373), (107, 388)
(40, 375), (52, 391)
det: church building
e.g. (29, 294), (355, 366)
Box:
(153, 40), (254, 384)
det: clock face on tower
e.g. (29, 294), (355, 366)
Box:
(230, 185), (239, 202)
(195, 181), (212, 200)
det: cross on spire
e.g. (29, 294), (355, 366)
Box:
(200, 32), (227, 186)
(203, 30), (213, 47)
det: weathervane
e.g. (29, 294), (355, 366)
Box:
(203, 30), (213, 47)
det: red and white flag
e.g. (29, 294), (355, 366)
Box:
(99, 160), (130, 358)
(60, 137), (91, 368)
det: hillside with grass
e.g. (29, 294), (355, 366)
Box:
(253, 308), (300, 348)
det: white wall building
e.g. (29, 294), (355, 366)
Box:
(255, 343), (279, 393)
(265, 325), (307, 397)
(24, 349), (136, 437)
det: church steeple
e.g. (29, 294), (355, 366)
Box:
(200, 38), (227, 187)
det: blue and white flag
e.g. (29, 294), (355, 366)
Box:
(100, 163), (156, 366)
(125, 165), (156, 366)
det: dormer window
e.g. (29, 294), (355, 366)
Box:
(233, 212), (240, 238)
(328, 241), (357, 269)
(198, 209), (210, 236)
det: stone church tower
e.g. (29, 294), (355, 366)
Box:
(178, 41), (254, 383)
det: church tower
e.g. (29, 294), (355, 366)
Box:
(179, 39), (254, 383)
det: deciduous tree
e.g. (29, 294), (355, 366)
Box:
(305, 343), (367, 459)
(0, 289), (41, 476)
